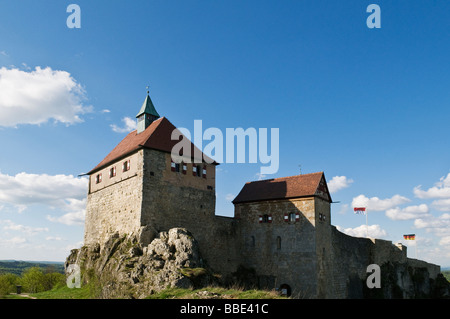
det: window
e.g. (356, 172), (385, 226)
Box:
(259, 214), (272, 223)
(109, 167), (116, 178)
(276, 236), (281, 250)
(319, 213), (327, 222)
(170, 159), (181, 173)
(123, 160), (130, 172)
(289, 213), (296, 222)
(284, 212), (300, 223)
(193, 165), (202, 177)
(95, 173), (102, 184)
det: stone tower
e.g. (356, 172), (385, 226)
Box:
(83, 93), (218, 252)
(232, 172), (334, 297)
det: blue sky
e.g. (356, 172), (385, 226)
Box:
(0, 1), (449, 266)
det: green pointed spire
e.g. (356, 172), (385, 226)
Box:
(136, 92), (160, 134)
(136, 94), (160, 118)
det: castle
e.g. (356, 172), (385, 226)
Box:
(83, 92), (442, 298)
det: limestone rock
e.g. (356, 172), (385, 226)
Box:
(66, 227), (215, 299)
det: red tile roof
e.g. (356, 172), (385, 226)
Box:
(87, 117), (213, 175)
(232, 172), (332, 204)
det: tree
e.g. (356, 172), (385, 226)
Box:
(0, 273), (19, 296)
(20, 267), (45, 293)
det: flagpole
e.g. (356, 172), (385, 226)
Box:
(415, 238), (418, 259)
(366, 209), (368, 238)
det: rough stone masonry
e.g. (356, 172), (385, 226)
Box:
(70, 94), (449, 298)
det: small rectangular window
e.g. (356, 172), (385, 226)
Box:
(289, 213), (296, 222)
(95, 173), (102, 184)
(123, 160), (130, 172)
(259, 214), (272, 223)
(109, 167), (116, 178)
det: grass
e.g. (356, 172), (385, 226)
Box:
(29, 281), (101, 299)
(20, 284), (286, 299)
(0, 294), (33, 299)
(146, 286), (288, 299)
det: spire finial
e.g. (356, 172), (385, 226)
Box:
(146, 85), (150, 95)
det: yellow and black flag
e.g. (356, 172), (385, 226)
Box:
(403, 234), (416, 240)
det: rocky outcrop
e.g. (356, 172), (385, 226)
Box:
(65, 227), (215, 299)
(361, 261), (450, 299)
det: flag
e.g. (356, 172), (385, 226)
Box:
(403, 234), (415, 240)
(354, 207), (366, 215)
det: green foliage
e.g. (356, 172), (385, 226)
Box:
(0, 273), (20, 296)
(443, 271), (450, 282)
(20, 267), (45, 293)
(0, 260), (64, 276)
(0, 264), (66, 298)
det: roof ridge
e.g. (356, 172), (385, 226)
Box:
(246, 171), (324, 184)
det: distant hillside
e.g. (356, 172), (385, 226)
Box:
(443, 270), (450, 282)
(0, 260), (65, 276)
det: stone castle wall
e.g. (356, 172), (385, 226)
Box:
(234, 197), (321, 297)
(84, 150), (144, 247)
(82, 147), (443, 298)
(329, 226), (441, 298)
(139, 149), (238, 275)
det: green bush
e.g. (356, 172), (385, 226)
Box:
(0, 273), (20, 296)
(19, 267), (45, 293)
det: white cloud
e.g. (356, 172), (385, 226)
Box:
(0, 172), (88, 209)
(0, 50), (8, 57)
(0, 172), (88, 225)
(110, 116), (137, 133)
(413, 173), (450, 199)
(438, 236), (450, 247)
(432, 198), (450, 212)
(46, 236), (64, 241)
(414, 213), (450, 238)
(336, 224), (387, 239)
(328, 176), (353, 193)
(0, 66), (92, 127)
(225, 193), (235, 201)
(47, 209), (85, 226)
(351, 194), (410, 211)
(1, 219), (49, 235)
(385, 204), (430, 221)
(0, 236), (27, 246)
